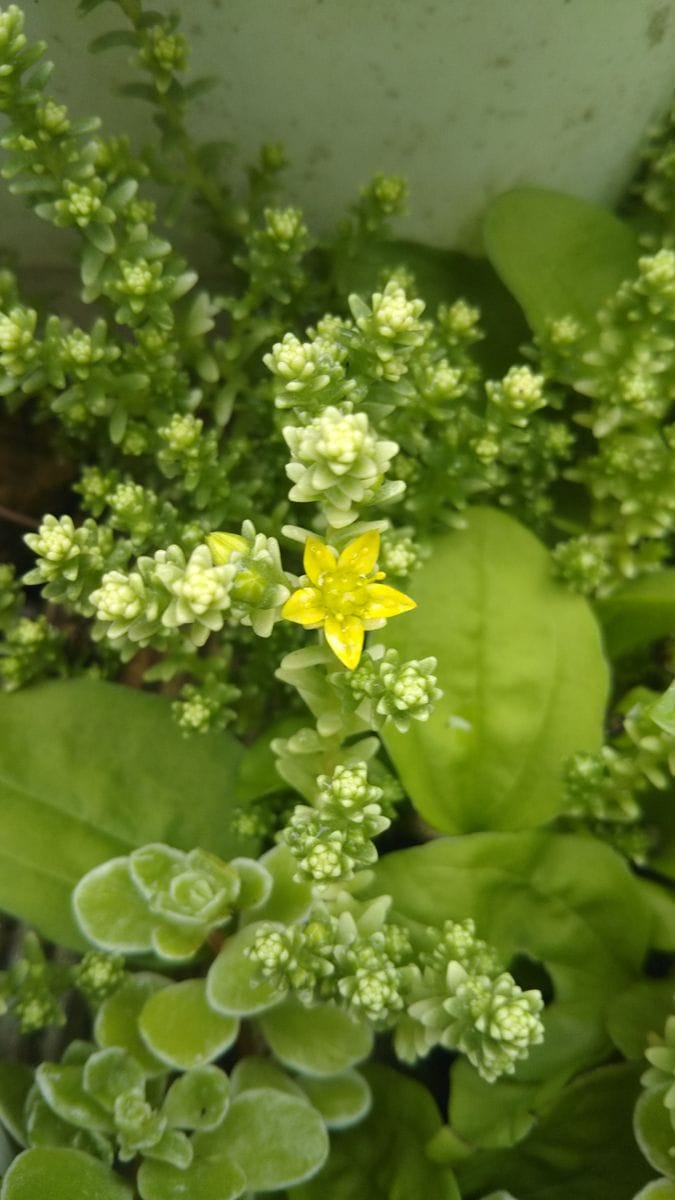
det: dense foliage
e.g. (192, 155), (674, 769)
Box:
(1, 2), (675, 1196)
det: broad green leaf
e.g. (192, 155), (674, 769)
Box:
(95, 974), (168, 1077)
(381, 508), (608, 833)
(0, 1063), (32, 1146)
(634, 1090), (675, 1182)
(607, 980), (675, 1060)
(82, 1049), (145, 1112)
(258, 997), (373, 1077)
(596, 573), (675, 659)
(162, 1067), (230, 1132)
(371, 831), (652, 1147)
(0, 1147), (131, 1199)
(206, 922), (286, 1016)
(196, 1087), (329, 1190)
(291, 1064), (460, 1200)
(483, 187), (638, 337)
(139, 979), (239, 1070)
(0, 679), (256, 947)
(458, 1065), (650, 1200)
(297, 1070), (371, 1129)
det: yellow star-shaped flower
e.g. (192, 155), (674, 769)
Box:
(281, 529), (416, 670)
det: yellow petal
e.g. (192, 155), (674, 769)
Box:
(304, 538), (338, 585)
(324, 614), (364, 670)
(281, 587), (326, 626)
(337, 529), (380, 575)
(361, 582), (417, 620)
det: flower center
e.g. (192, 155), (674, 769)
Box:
(320, 568), (369, 617)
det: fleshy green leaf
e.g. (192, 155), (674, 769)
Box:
(371, 831), (652, 1148)
(35, 1065), (113, 1133)
(651, 683), (675, 738)
(196, 1087), (329, 1190)
(72, 858), (154, 953)
(634, 1182), (675, 1198)
(139, 979), (239, 1070)
(258, 997), (373, 1077)
(381, 508), (608, 833)
(162, 1067), (230, 1133)
(206, 923), (287, 1017)
(596, 573), (675, 659)
(82, 1049), (145, 1112)
(483, 187), (638, 337)
(291, 1064), (460, 1200)
(244, 844), (313, 926)
(297, 1070), (371, 1129)
(0, 680), (257, 948)
(0, 1147), (131, 1199)
(634, 1090), (675, 1182)
(95, 974), (168, 1076)
(230, 1057), (307, 1099)
(607, 980), (675, 1060)
(137, 1153), (246, 1200)
(458, 1065), (650, 1199)
(0, 1063), (32, 1146)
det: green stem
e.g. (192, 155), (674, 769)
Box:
(113, 0), (235, 239)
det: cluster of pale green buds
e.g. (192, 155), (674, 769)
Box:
(0, 302), (37, 378)
(90, 543), (236, 648)
(438, 299), (483, 346)
(263, 330), (348, 411)
(281, 763), (390, 885)
(348, 281), (427, 382)
(283, 402), (401, 527)
(25, 514), (117, 614)
(247, 901), (414, 1024)
(563, 748), (642, 824)
(642, 1013), (675, 1109)
(378, 528), (423, 578)
(485, 364), (547, 427)
(345, 646), (442, 732)
(397, 919), (545, 1082)
(552, 532), (614, 595)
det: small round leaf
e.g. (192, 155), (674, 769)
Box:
(72, 859), (154, 953)
(95, 974), (168, 1076)
(258, 997), (373, 1077)
(634, 1090), (675, 1181)
(298, 1070), (372, 1129)
(206, 923), (286, 1017)
(0, 1147), (131, 1199)
(139, 979), (239, 1070)
(163, 1066), (230, 1132)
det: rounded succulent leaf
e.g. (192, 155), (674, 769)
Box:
(297, 1069), (372, 1129)
(82, 1048), (146, 1113)
(0, 1147), (131, 1199)
(230, 1057), (306, 1100)
(162, 1067), (230, 1132)
(72, 859), (154, 953)
(35, 1064), (113, 1133)
(231, 857), (273, 911)
(206, 923), (286, 1017)
(195, 1087), (329, 1191)
(137, 1152), (246, 1200)
(634, 1089), (675, 1181)
(95, 974), (168, 1077)
(258, 997), (373, 1077)
(245, 845), (312, 926)
(139, 979), (239, 1070)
